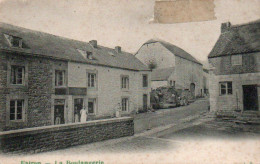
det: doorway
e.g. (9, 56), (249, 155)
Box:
(74, 98), (83, 123)
(54, 105), (65, 125)
(143, 94), (148, 110)
(54, 99), (65, 125)
(243, 85), (258, 111)
(190, 83), (195, 97)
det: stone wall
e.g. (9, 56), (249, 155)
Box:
(0, 117), (134, 153)
(0, 52), (67, 131)
(0, 53), (7, 131)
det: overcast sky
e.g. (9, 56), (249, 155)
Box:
(0, 0), (259, 63)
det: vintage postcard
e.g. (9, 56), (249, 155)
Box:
(0, 0), (259, 163)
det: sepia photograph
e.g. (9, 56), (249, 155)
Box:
(0, 0), (259, 163)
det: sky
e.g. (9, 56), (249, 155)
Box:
(0, 0), (259, 64)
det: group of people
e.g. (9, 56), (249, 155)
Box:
(75, 107), (88, 123)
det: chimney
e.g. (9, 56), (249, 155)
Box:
(89, 40), (97, 48)
(221, 22), (231, 33)
(115, 46), (121, 53)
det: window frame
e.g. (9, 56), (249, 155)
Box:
(4, 34), (23, 48)
(121, 75), (129, 90)
(231, 55), (242, 66)
(9, 99), (24, 121)
(169, 80), (175, 87)
(86, 51), (93, 60)
(88, 73), (97, 88)
(219, 81), (232, 95)
(55, 70), (66, 87)
(10, 65), (25, 85)
(142, 74), (148, 88)
(88, 98), (96, 115)
(121, 97), (129, 112)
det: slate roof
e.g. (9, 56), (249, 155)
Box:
(151, 67), (174, 81)
(208, 19), (260, 58)
(0, 22), (149, 71)
(140, 39), (202, 65)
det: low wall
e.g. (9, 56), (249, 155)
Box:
(0, 117), (134, 153)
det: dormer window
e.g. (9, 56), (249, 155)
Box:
(87, 52), (93, 60)
(77, 49), (95, 60)
(4, 34), (23, 48)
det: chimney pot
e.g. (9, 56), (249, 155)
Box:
(89, 40), (97, 48)
(221, 22), (231, 33)
(115, 46), (121, 53)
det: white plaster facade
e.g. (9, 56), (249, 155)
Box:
(136, 42), (175, 69)
(67, 62), (151, 120)
(136, 41), (203, 96)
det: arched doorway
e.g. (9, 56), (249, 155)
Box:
(190, 83), (195, 97)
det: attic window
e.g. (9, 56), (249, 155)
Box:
(87, 52), (93, 59)
(4, 34), (23, 48)
(77, 49), (95, 60)
(108, 52), (115, 57)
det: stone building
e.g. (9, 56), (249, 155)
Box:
(208, 20), (260, 115)
(0, 22), (151, 131)
(135, 39), (203, 97)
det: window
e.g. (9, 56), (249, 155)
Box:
(4, 34), (23, 48)
(87, 52), (93, 60)
(169, 80), (175, 87)
(88, 73), (96, 88)
(121, 76), (129, 89)
(55, 70), (65, 86)
(231, 55), (242, 66)
(219, 82), (232, 95)
(10, 100), (24, 121)
(88, 98), (96, 114)
(143, 74), (148, 87)
(77, 49), (94, 60)
(11, 66), (25, 85)
(122, 98), (129, 112)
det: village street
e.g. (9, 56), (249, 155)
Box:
(134, 98), (209, 133)
(2, 98), (260, 163)
(36, 99), (212, 153)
